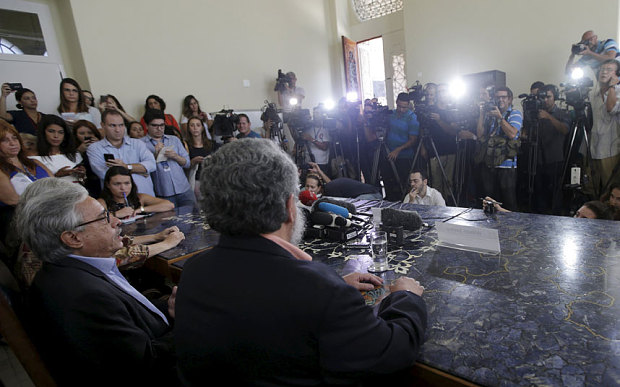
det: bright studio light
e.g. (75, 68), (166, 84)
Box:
(289, 97), (298, 106)
(323, 99), (335, 110)
(346, 91), (358, 102)
(449, 79), (466, 99)
(571, 67), (584, 80)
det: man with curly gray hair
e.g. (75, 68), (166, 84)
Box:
(175, 139), (428, 385)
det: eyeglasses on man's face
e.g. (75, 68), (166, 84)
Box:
(76, 209), (110, 228)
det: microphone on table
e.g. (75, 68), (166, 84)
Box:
(299, 190), (318, 206)
(380, 208), (423, 231)
(314, 197), (357, 214)
(309, 212), (355, 228)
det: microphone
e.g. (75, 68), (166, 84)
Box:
(315, 197), (357, 214)
(316, 201), (351, 219)
(309, 211), (353, 228)
(381, 208), (423, 231)
(299, 190), (318, 206)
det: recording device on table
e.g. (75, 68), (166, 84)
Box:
(302, 197), (368, 243)
(211, 108), (239, 140)
(378, 207), (423, 245)
(8, 83), (22, 91)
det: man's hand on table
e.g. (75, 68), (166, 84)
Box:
(343, 272), (383, 291)
(390, 277), (424, 296)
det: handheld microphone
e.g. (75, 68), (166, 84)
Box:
(316, 202), (350, 219)
(299, 190), (318, 206)
(381, 208), (423, 231)
(314, 197), (357, 214)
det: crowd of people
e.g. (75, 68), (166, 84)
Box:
(0, 29), (619, 385)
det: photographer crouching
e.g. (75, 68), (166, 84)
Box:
(522, 84), (571, 214)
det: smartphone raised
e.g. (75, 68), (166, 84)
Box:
(8, 83), (23, 91)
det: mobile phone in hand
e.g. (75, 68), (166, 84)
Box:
(104, 153), (114, 162)
(8, 83), (22, 91)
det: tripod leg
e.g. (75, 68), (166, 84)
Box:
(429, 139), (457, 206)
(370, 142), (382, 186)
(383, 142), (404, 196)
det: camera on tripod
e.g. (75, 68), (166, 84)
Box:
(211, 109), (239, 137)
(274, 69), (292, 93)
(287, 108), (313, 133)
(561, 76), (593, 110)
(519, 91), (547, 123)
(260, 100), (283, 130)
(363, 102), (391, 136)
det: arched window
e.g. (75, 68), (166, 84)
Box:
(0, 38), (24, 54)
(351, 0), (403, 21)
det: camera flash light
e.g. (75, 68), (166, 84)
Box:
(346, 91), (358, 102)
(571, 67), (584, 80)
(289, 98), (298, 106)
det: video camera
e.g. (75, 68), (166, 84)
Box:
(260, 100), (283, 130)
(274, 69), (292, 93)
(363, 102), (391, 139)
(519, 91), (547, 123)
(287, 108), (313, 133)
(561, 77), (593, 110)
(211, 109), (239, 137)
(571, 42), (588, 55)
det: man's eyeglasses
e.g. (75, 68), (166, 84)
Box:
(76, 209), (110, 228)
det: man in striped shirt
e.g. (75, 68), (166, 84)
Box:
(565, 30), (619, 74)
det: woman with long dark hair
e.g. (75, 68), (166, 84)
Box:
(73, 119), (103, 197)
(98, 166), (174, 218)
(139, 94), (179, 133)
(0, 84), (44, 135)
(30, 115), (85, 183)
(185, 116), (215, 198)
(180, 94), (213, 139)
(56, 78), (102, 128)
(99, 94), (137, 124)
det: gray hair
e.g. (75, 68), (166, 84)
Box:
(199, 138), (299, 235)
(14, 178), (89, 263)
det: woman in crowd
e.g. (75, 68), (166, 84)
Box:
(180, 95), (213, 139)
(98, 166), (174, 218)
(0, 84), (44, 135)
(99, 94), (137, 124)
(128, 121), (145, 139)
(185, 116), (215, 198)
(0, 121), (52, 240)
(574, 200), (615, 220)
(82, 90), (95, 107)
(73, 119), (103, 197)
(19, 133), (37, 157)
(304, 174), (324, 196)
(56, 78), (101, 128)
(30, 115), (85, 183)
(140, 94), (179, 132)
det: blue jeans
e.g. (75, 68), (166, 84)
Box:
(161, 189), (196, 208)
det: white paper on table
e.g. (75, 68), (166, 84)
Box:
(435, 222), (501, 255)
(156, 146), (174, 162)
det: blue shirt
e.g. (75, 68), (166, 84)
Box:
(387, 109), (419, 159)
(485, 106), (523, 168)
(141, 135), (191, 197)
(236, 130), (262, 139)
(70, 254), (169, 325)
(577, 38), (619, 70)
(87, 136), (156, 196)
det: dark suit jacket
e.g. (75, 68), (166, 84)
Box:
(26, 256), (176, 386)
(175, 235), (427, 386)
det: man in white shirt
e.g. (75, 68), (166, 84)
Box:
(403, 170), (446, 206)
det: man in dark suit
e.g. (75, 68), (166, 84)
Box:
(14, 178), (179, 386)
(175, 139), (428, 385)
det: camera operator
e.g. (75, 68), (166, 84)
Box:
(591, 59), (620, 194)
(277, 72), (305, 113)
(476, 86), (523, 211)
(565, 30), (619, 75)
(301, 105), (331, 175)
(423, 83), (438, 107)
(531, 84), (571, 214)
(383, 93), (420, 201)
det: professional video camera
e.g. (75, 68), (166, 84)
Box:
(273, 69), (292, 93)
(211, 109), (239, 137)
(406, 80), (437, 124)
(519, 91), (547, 123)
(363, 102), (391, 139)
(260, 100), (283, 129)
(287, 108), (313, 133)
(561, 76), (593, 110)
(571, 42), (588, 55)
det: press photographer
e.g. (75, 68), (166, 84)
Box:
(300, 104), (331, 176)
(521, 84), (570, 214)
(565, 30), (619, 74)
(476, 86), (523, 211)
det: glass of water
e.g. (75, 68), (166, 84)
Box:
(369, 230), (388, 272)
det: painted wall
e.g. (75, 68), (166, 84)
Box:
(64, 0), (337, 119)
(403, 0), (619, 97)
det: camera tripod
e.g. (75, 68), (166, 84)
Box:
(408, 127), (458, 206)
(328, 129), (349, 178)
(369, 131), (403, 193)
(525, 119), (540, 211)
(556, 102), (594, 207)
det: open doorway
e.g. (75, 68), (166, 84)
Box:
(357, 37), (387, 106)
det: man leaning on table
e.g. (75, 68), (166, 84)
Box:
(174, 138), (428, 386)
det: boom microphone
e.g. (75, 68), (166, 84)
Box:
(381, 208), (423, 231)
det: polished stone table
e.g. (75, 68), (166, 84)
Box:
(124, 200), (620, 386)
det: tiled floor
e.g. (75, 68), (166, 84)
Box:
(0, 342), (34, 387)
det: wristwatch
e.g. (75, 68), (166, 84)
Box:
(140, 205), (145, 214)
(127, 164), (133, 171)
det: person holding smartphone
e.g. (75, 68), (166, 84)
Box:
(73, 120), (103, 197)
(0, 83), (44, 135)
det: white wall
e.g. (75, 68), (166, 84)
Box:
(65, 0), (337, 120)
(403, 0), (619, 97)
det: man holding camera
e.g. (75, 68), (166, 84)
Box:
(476, 87), (523, 211)
(565, 30), (619, 75)
(532, 84), (571, 214)
(591, 59), (620, 194)
(383, 92), (419, 201)
(301, 106), (331, 175)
